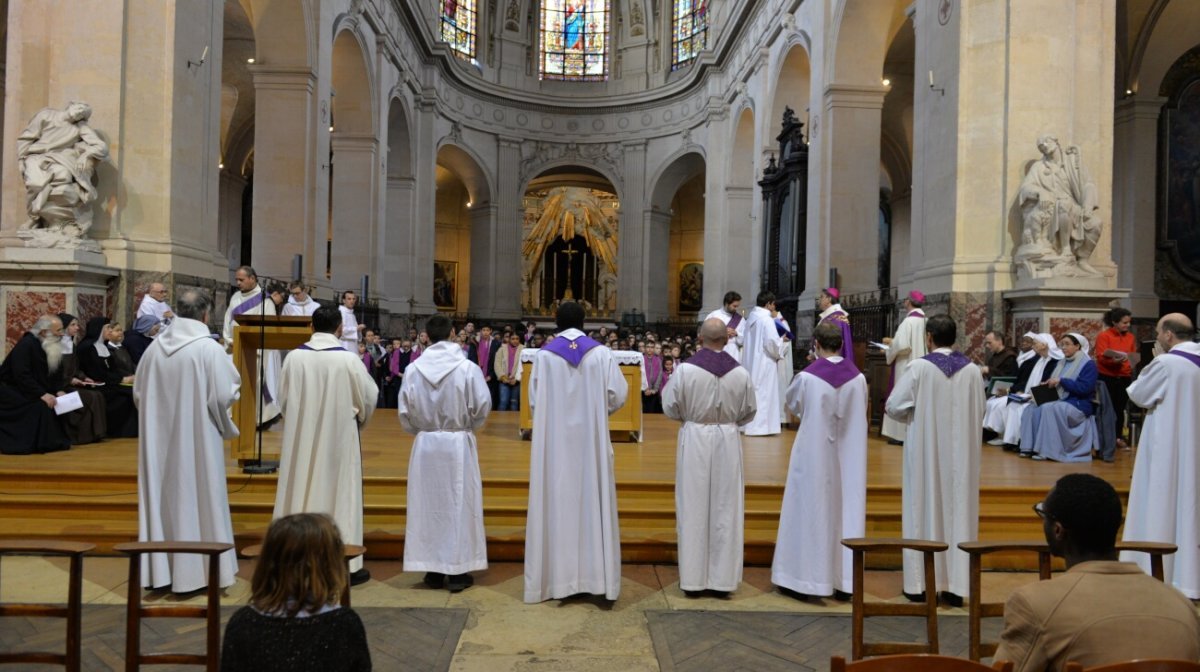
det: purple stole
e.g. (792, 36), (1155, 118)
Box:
(231, 291), (266, 317)
(360, 352), (372, 370)
(805, 355), (861, 389)
(726, 311), (742, 330)
(1166, 350), (1200, 368)
(389, 351), (402, 376)
(478, 339), (491, 373)
(298, 343), (345, 351)
(820, 310), (855, 362)
(542, 334), (601, 368)
(923, 351), (971, 378)
(504, 344), (518, 377)
(645, 354), (663, 390)
(686, 348), (740, 378)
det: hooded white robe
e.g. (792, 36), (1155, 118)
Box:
(1121, 341), (1200, 598)
(274, 332), (378, 573)
(772, 358), (868, 596)
(524, 328), (627, 603)
(398, 340), (491, 575)
(282, 295), (319, 317)
(740, 306), (786, 436)
(703, 307), (745, 362)
(662, 354), (757, 592)
(882, 309), (927, 441)
(885, 349), (985, 597)
(134, 317), (240, 592)
(223, 286), (280, 425)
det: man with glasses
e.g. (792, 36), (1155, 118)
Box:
(282, 282), (319, 317)
(995, 474), (1200, 669)
(136, 282), (175, 328)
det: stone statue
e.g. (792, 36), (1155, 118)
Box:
(16, 102), (109, 250)
(1014, 135), (1103, 278)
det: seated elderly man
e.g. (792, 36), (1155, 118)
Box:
(0, 315), (72, 454)
(1019, 333), (1097, 462)
(995, 473), (1200, 670)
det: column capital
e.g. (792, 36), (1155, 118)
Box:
(250, 65), (317, 92)
(1114, 95), (1168, 123)
(331, 133), (380, 151)
(822, 84), (888, 111)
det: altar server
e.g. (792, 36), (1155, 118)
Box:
(399, 314), (491, 592)
(1122, 313), (1200, 598)
(135, 290), (241, 592)
(741, 291), (787, 436)
(281, 281), (320, 317)
(885, 314), (985, 606)
(524, 301), (627, 603)
(772, 322), (867, 600)
(704, 291), (745, 362)
(274, 305), (377, 583)
(663, 318), (757, 595)
(881, 291), (927, 444)
(338, 291), (365, 353)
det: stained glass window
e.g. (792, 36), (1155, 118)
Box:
(672, 0), (708, 69)
(539, 0), (610, 81)
(439, 0), (477, 61)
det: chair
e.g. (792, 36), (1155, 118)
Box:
(958, 541), (1053, 661)
(0, 540), (95, 671)
(841, 538), (948, 660)
(239, 543), (366, 607)
(114, 541), (234, 672)
(1065, 661), (1200, 672)
(831, 654), (1013, 671)
(1114, 541), (1177, 581)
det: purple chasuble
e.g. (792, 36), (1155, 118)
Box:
(805, 356), (861, 389)
(231, 291), (266, 317)
(542, 334), (602, 368)
(922, 351), (971, 378)
(686, 348), (740, 378)
(726, 311), (742, 330)
(1166, 350), (1200, 368)
(820, 310), (854, 362)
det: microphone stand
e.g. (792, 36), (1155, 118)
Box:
(244, 277), (279, 474)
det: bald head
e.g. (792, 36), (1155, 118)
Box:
(699, 318), (729, 350)
(1157, 313), (1195, 351)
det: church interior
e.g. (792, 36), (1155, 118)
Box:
(2, 0), (1200, 669)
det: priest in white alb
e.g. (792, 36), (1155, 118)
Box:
(524, 301), (628, 603)
(134, 289), (240, 592)
(772, 322), (867, 600)
(136, 282), (174, 327)
(881, 290), (927, 444)
(774, 311), (795, 422)
(222, 265), (280, 427)
(338, 290), (365, 352)
(885, 314), (984, 607)
(703, 291), (745, 362)
(663, 318), (757, 596)
(273, 305), (377, 584)
(1122, 313), (1200, 598)
(399, 314), (491, 593)
(740, 290), (787, 436)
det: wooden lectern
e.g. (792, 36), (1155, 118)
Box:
(230, 314), (313, 462)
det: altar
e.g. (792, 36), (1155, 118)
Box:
(517, 348), (645, 442)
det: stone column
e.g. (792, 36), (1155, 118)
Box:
(250, 66), (320, 282)
(467, 202), (498, 315)
(617, 141), (646, 317)
(488, 137), (524, 319)
(642, 209), (673, 321)
(381, 176), (416, 314)
(329, 133), (379, 292)
(1112, 96), (1165, 316)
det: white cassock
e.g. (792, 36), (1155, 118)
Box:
(281, 296), (319, 317)
(773, 356), (868, 596)
(882, 310), (927, 441)
(398, 340), (491, 575)
(704, 307), (745, 362)
(274, 332), (378, 573)
(776, 317), (796, 421)
(223, 286), (281, 425)
(1121, 341), (1200, 598)
(885, 349), (985, 597)
(662, 351), (757, 592)
(136, 294), (172, 324)
(740, 306), (786, 436)
(524, 328), (627, 603)
(133, 317), (240, 592)
(339, 306), (360, 353)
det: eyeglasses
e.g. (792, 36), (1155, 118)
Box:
(1032, 501), (1055, 521)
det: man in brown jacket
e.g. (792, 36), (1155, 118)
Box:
(995, 473), (1200, 670)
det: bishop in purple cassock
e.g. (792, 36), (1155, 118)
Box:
(815, 287), (854, 363)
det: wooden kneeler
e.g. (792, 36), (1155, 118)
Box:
(841, 537), (948, 660)
(114, 541), (234, 672)
(0, 540), (94, 671)
(239, 543), (366, 608)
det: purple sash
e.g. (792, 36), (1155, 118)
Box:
(298, 344), (347, 351)
(727, 312), (742, 330)
(923, 351), (971, 378)
(806, 356), (861, 389)
(543, 334), (602, 368)
(908, 310), (924, 319)
(775, 318), (793, 340)
(231, 291), (266, 317)
(1166, 350), (1200, 368)
(645, 354), (662, 388)
(686, 348), (739, 378)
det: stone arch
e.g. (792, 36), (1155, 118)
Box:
(649, 150), (706, 212)
(331, 23), (376, 135)
(244, 0), (314, 69)
(649, 151), (707, 318)
(767, 41), (812, 144)
(518, 159), (623, 204)
(1133, 0), (1200, 96)
(437, 142), (494, 206)
(827, 0), (908, 85)
(386, 96), (413, 179)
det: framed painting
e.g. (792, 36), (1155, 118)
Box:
(678, 261), (703, 313)
(433, 260), (458, 310)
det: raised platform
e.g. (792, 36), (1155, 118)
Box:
(0, 413), (1133, 568)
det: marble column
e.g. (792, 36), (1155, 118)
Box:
(1112, 96), (1165, 316)
(329, 133), (379, 292)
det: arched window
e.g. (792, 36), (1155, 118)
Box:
(672, 0), (708, 69)
(539, 0), (610, 80)
(439, 0), (477, 61)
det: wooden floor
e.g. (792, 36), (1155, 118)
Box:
(0, 412), (1134, 567)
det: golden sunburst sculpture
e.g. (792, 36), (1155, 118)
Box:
(522, 186), (618, 278)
